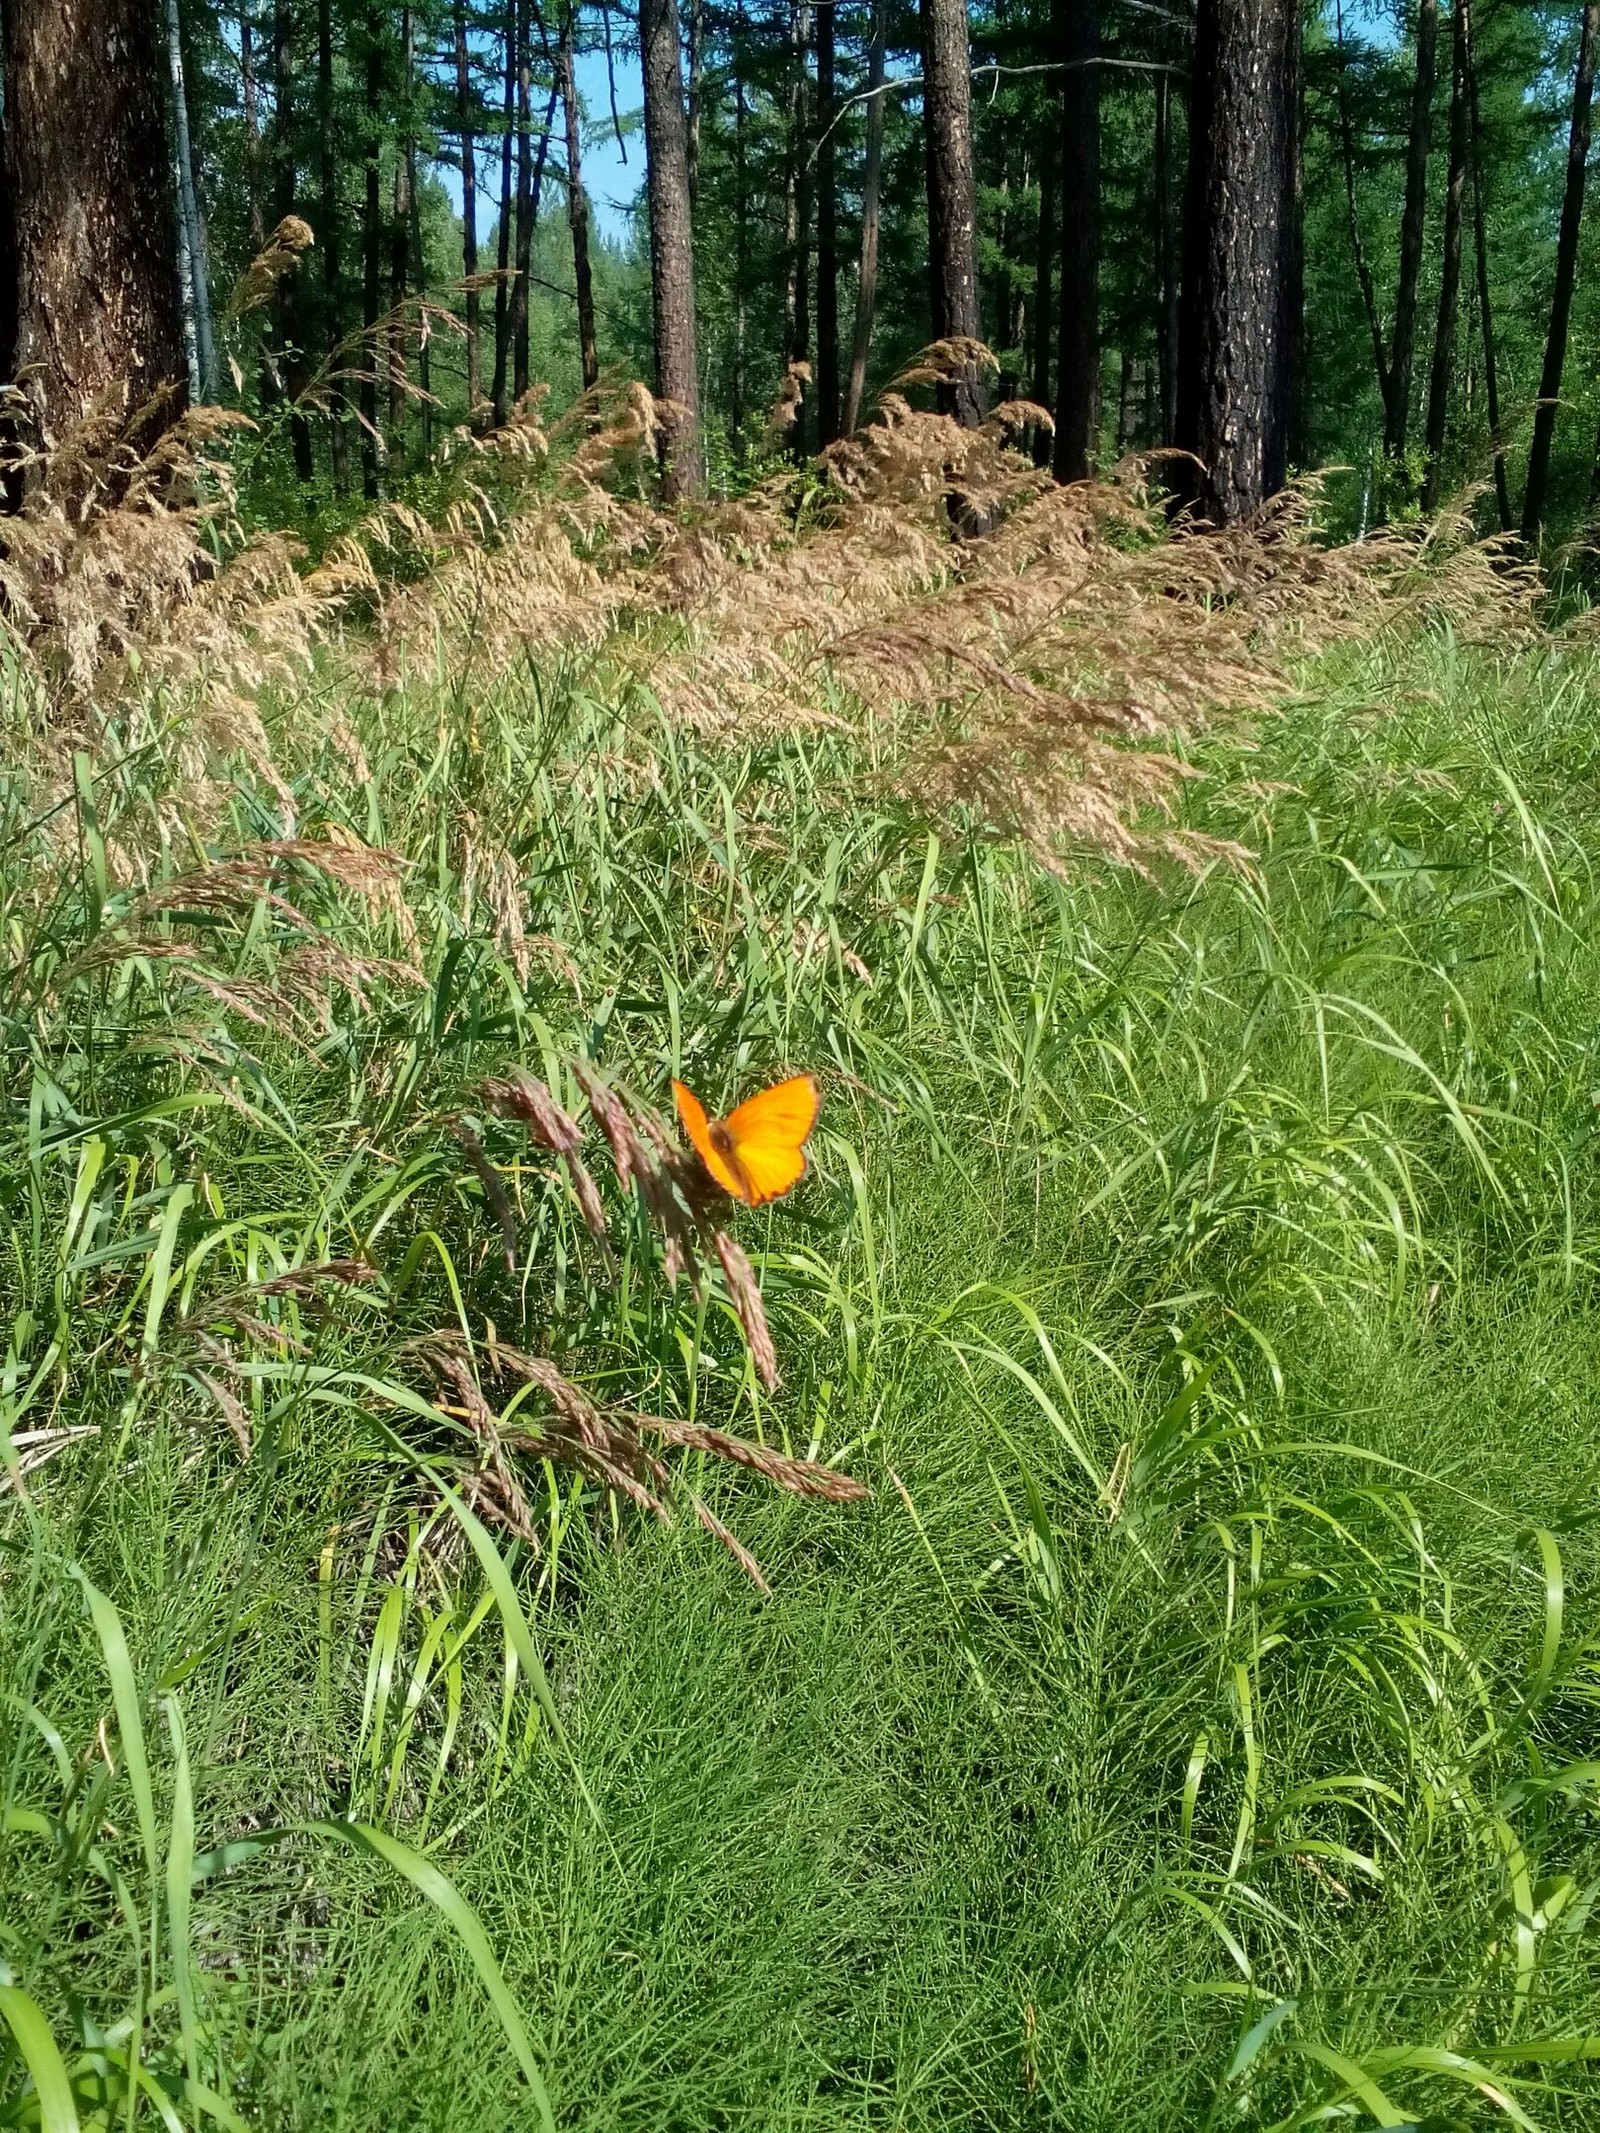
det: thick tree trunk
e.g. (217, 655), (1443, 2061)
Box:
(815, 0), (839, 444)
(319, 0), (348, 487)
(558, 9), (600, 396)
(843, 2), (887, 435)
(1054, 0), (1099, 480)
(1031, 129), (1055, 463)
(1387, 0), (1438, 465)
(919, 0), (982, 424)
(274, 0), (315, 481)
(1422, 0), (1468, 512)
(1463, 0), (1508, 530)
(1524, 0), (1599, 541)
(640, 0), (703, 496)
(455, 0), (482, 421)
(361, 0), (384, 496)
(491, 3), (515, 426)
(0, 0), (187, 455)
(1175, 0), (1301, 522)
(1154, 71), (1180, 446)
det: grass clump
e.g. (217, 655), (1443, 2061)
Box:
(2, 439), (1599, 2127)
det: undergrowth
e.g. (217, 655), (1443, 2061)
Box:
(2, 412), (1599, 2128)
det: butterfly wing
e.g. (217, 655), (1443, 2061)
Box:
(721, 1073), (820, 1207)
(671, 1079), (752, 1200)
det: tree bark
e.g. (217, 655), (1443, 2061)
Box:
(558, 7), (600, 396)
(843, 1), (887, 435)
(1524, 0), (1599, 541)
(361, 0), (384, 495)
(0, 0), (187, 454)
(1422, 0), (1468, 512)
(511, 0), (532, 404)
(640, 0), (703, 495)
(274, 0), (315, 481)
(1030, 126), (1055, 463)
(319, 0), (348, 487)
(491, 1), (515, 426)
(166, 0), (215, 399)
(1175, 0), (1301, 522)
(390, 3), (414, 452)
(1054, 0), (1099, 480)
(1462, 0), (1508, 529)
(919, 0), (982, 424)
(815, 0), (839, 444)
(1387, 0), (1438, 465)
(455, 0), (482, 422)
(1154, 70), (1180, 446)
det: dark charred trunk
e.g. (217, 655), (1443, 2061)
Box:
(843, 1), (887, 435)
(640, 0), (703, 495)
(1524, 0), (1598, 540)
(558, 9), (600, 397)
(919, 0), (982, 424)
(1422, 0), (1468, 512)
(1054, 0), (1099, 480)
(1175, 0), (1301, 522)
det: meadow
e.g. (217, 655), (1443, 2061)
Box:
(2, 409), (1599, 2129)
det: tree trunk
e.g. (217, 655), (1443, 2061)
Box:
(1333, 0), (1393, 434)
(1175, 0), (1301, 522)
(361, 0), (384, 496)
(919, 0), (982, 424)
(1154, 71), (1180, 446)
(1030, 124), (1054, 464)
(732, 0), (751, 439)
(511, 0), (532, 404)
(790, 3), (813, 451)
(559, 8), (600, 396)
(455, 0), (482, 422)
(166, 0), (216, 399)
(1387, 0), (1438, 466)
(1524, 0), (1599, 541)
(390, 4), (414, 453)
(843, 1), (887, 435)
(274, 0), (315, 481)
(1054, 0), (1099, 480)
(687, 0), (703, 206)
(815, 0), (839, 444)
(640, 0), (703, 496)
(241, 4), (268, 252)
(1422, 0), (1468, 512)
(1463, 0), (1508, 529)
(491, 1), (515, 426)
(319, 0), (348, 487)
(0, 0), (187, 455)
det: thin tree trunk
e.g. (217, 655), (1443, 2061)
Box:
(1054, 0), (1099, 480)
(919, 0), (982, 424)
(843, 1), (887, 435)
(815, 0), (839, 443)
(361, 0), (384, 495)
(166, 0), (215, 398)
(1463, 0), (1508, 529)
(558, 7), (600, 395)
(410, 122), (429, 454)
(1176, 0), (1301, 521)
(1422, 0), (1468, 512)
(273, 0), (315, 479)
(389, 3), (413, 453)
(792, 2), (813, 450)
(687, 0), (703, 206)
(455, 0), (482, 421)
(1333, 0), (1393, 431)
(319, 0), (348, 487)
(1524, 0), (1599, 540)
(241, 3), (268, 252)
(733, 0), (750, 438)
(1154, 71), (1179, 445)
(491, 1), (515, 425)
(511, 0), (532, 404)
(1030, 124), (1054, 463)
(1387, 0), (1438, 465)
(639, 0), (703, 495)
(782, 3), (802, 369)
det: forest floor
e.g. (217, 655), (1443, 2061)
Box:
(4, 468), (1600, 2129)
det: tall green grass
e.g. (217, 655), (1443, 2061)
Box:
(3, 617), (1600, 2128)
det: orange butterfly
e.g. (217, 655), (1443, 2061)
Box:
(671, 1072), (820, 1208)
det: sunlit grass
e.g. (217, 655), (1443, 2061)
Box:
(3, 615), (1600, 2127)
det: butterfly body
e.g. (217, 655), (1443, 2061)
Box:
(672, 1073), (820, 1207)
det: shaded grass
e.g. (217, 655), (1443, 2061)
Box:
(4, 618), (1600, 2127)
